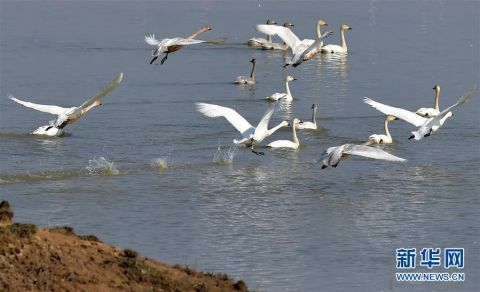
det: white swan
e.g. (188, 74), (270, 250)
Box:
(233, 58), (256, 85)
(247, 19), (277, 46)
(261, 22), (294, 51)
(266, 75), (296, 102)
(196, 102), (288, 155)
(320, 144), (406, 169)
(256, 24), (332, 67)
(315, 20), (329, 50)
(416, 85), (441, 117)
(267, 118), (301, 149)
(9, 72), (124, 137)
(363, 87), (474, 140)
(145, 26), (211, 64)
(321, 24), (352, 54)
(296, 104), (318, 130)
(366, 115), (398, 144)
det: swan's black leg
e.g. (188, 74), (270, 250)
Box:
(408, 135), (415, 140)
(149, 56), (158, 64)
(321, 165), (328, 169)
(424, 129), (432, 137)
(160, 52), (169, 65)
(251, 142), (264, 156)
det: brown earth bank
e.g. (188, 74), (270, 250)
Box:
(0, 202), (248, 292)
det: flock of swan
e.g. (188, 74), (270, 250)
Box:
(7, 19), (475, 169)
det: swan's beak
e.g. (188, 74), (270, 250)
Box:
(349, 27), (353, 30)
(293, 78), (298, 81)
(394, 117), (399, 120)
(325, 23), (328, 26)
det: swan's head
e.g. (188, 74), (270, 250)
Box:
(386, 115), (398, 122)
(250, 58), (256, 64)
(286, 75), (297, 82)
(283, 21), (294, 27)
(292, 118), (301, 125)
(266, 19), (277, 25)
(341, 24), (352, 31)
(311, 104), (317, 110)
(445, 111), (453, 118)
(433, 84), (440, 92)
(200, 26), (212, 32)
(281, 120), (289, 127)
(317, 19), (328, 26)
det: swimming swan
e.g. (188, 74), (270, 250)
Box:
(9, 72), (124, 137)
(366, 115), (398, 144)
(296, 104), (318, 130)
(233, 58), (256, 85)
(321, 24), (352, 54)
(266, 75), (296, 102)
(247, 19), (277, 46)
(363, 87), (474, 140)
(256, 24), (332, 67)
(261, 22), (294, 51)
(416, 85), (441, 117)
(196, 102), (288, 155)
(145, 26), (211, 64)
(320, 144), (406, 169)
(267, 118), (301, 149)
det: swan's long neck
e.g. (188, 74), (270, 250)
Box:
(311, 107), (317, 124)
(384, 119), (391, 139)
(292, 122), (299, 145)
(187, 28), (206, 39)
(286, 80), (292, 97)
(434, 87), (440, 111)
(316, 23), (323, 48)
(250, 62), (256, 79)
(340, 28), (347, 50)
(268, 122), (285, 136)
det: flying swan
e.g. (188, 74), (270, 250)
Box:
(233, 58), (256, 85)
(261, 22), (294, 51)
(266, 75), (296, 102)
(9, 72), (124, 137)
(267, 118), (301, 149)
(363, 87), (474, 140)
(256, 24), (332, 67)
(416, 85), (441, 117)
(320, 144), (406, 169)
(145, 26), (211, 64)
(196, 102), (288, 155)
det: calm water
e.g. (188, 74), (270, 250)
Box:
(1, 1), (479, 291)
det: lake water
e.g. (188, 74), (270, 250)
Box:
(1, 1), (479, 291)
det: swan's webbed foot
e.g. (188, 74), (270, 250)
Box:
(45, 126), (53, 131)
(149, 56), (158, 64)
(321, 165), (327, 169)
(408, 135), (415, 140)
(160, 53), (168, 65)
(424, 129), (432, 138)
(251, 148), (265, 156)
(283, 63), (290, 68)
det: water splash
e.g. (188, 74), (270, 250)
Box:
(151, 157), (168, 170)
(213, 144), (237, 165)
(86, 157), (119, 176)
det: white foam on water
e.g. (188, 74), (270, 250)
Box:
(86, 157), (119, 176)
(212, 143), (237, 165)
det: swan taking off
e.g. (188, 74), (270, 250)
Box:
(296, 104), (318, 130)
(247, 19), (277, 46)
(267, 118), (301, 149)
(320, 144), (406, 169)
(145, 26), (211, 65)
(321, 24), (352, 54)
(256, 24), (332, 67)
(233, 58), (256, 85)
(9, 72), (124, 137)
(416, 85), (441, 117)
(366, 115), (398, 144)
(196, 102), (288, 155)
(261, 22), (294, 51)
(266, 75), (296, 102)
(363, 87), (475, 140)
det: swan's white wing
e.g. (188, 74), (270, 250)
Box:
(435, 87), (474, 118)
(145, 34), (161, 46)
(163, 37), (206, 46)
(343, 144), (406, 162)
(296, 31), (333, 62)
(255, 103), (276, 134)
(76, 72), (123, 111)
(196, 102), (253, 134)
(9, 95), (69, 116)
(363, 97), (427, 127)
(256, 25), (300, 50)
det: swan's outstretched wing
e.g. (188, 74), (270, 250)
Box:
(436, 87), (474, 118)
(196, 102), (253, 134)
(76, 72), (124, 111)
(256, 25), (300, 50)
(255, 103), (276, 134)
(343, 144), (406, 162)
(295, 31), (333, 63)
(145, 34), (161, 46)
(363, 97), (427, 127)
(9, 95), (68, 116)
(163, 37), (206, 46)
